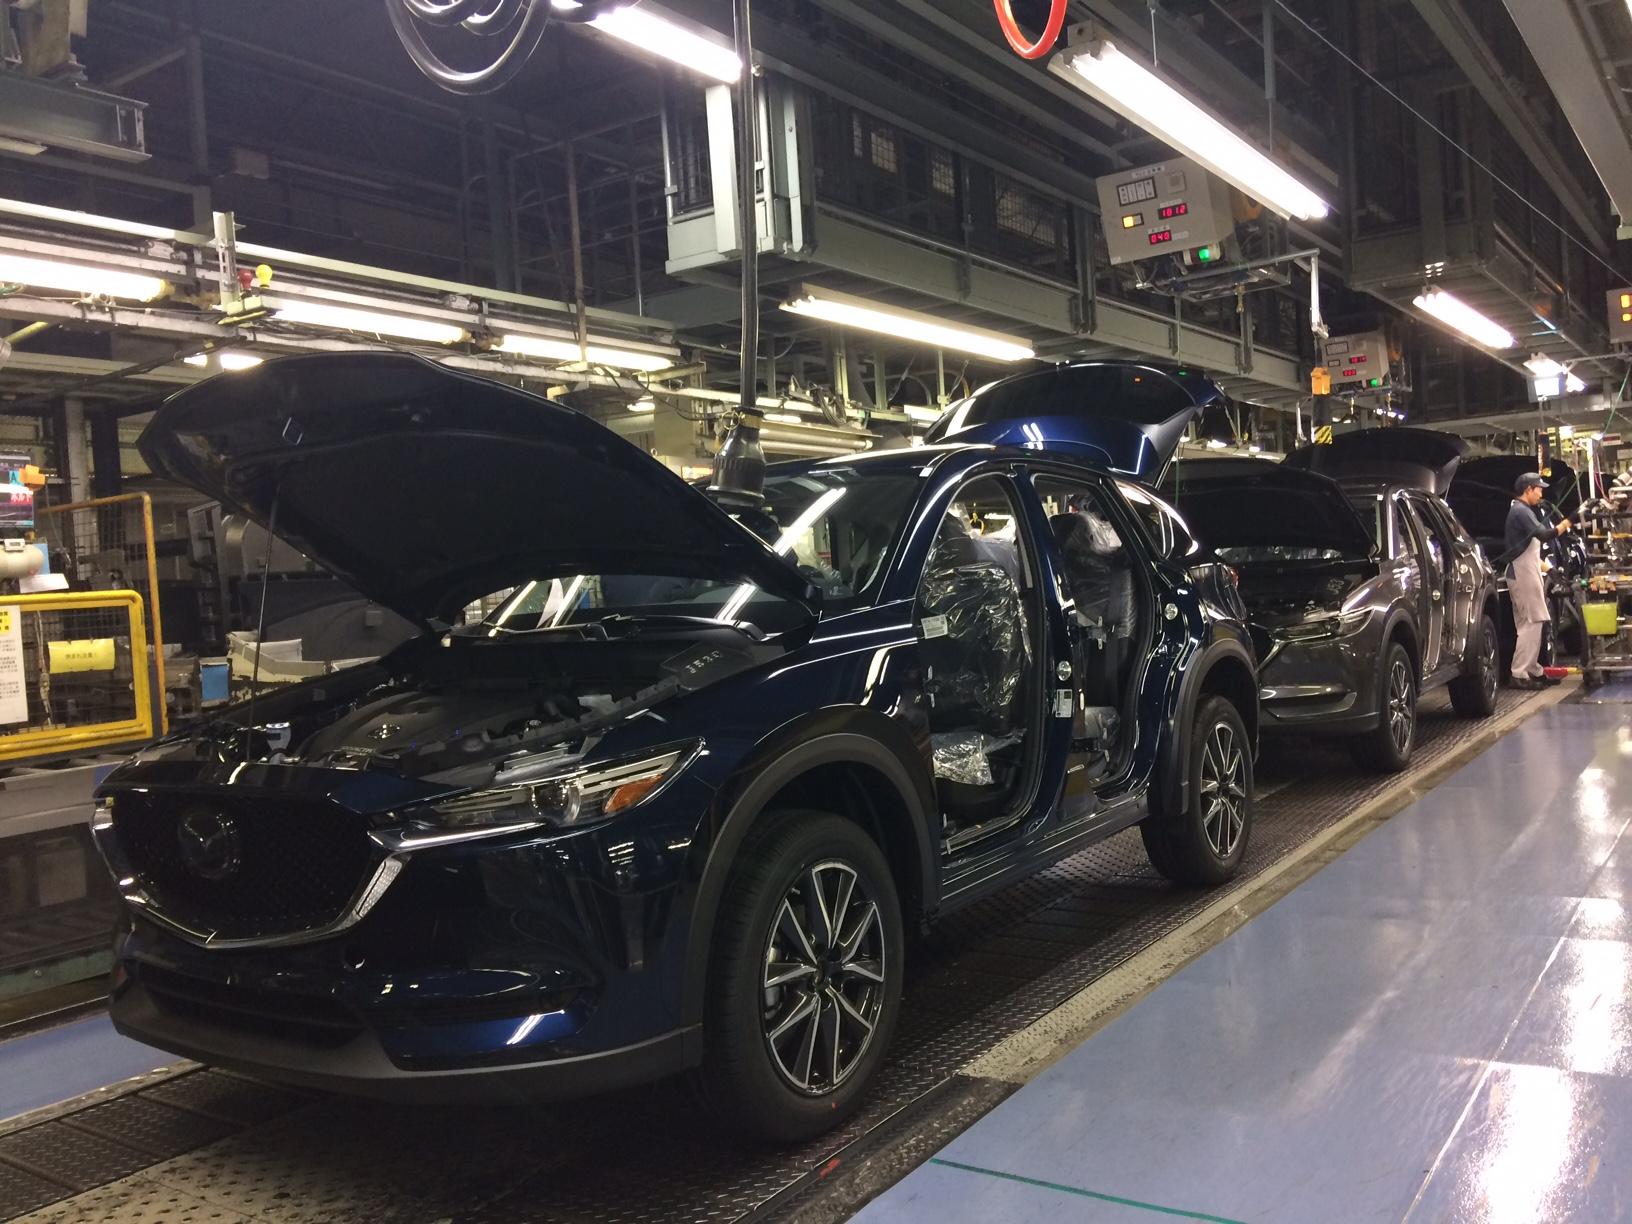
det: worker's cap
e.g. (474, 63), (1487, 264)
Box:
(1514, 472), (1549, 493)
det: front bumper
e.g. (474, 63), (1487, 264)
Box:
(1255, 632), (1379, 735)
(110, 971), (698, 1103)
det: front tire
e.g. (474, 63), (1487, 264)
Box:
(1142, 695), (1253, 886)
(1351, 642), (1416, 773)
(693, 809), (903, 1144)
(1449, 614), (1499, 718)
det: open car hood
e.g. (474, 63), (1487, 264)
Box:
(923, 362), (1222, 484)
(1164, 459), (1376, 561)
(1284, 427), (1469, 496)
(139, 352), (818, 626)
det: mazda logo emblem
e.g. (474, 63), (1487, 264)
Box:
(177, 810), (242, 881)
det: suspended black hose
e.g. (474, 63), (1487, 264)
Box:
(386, 0), (624, 94)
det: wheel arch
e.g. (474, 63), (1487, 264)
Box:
(677, 709), (936, 1031)
(1160, 637), (1258, 817)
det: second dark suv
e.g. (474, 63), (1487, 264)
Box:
(1169, 452), (1499, 771)
(94, 353), (1257, 1143)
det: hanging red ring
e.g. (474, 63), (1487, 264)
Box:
(993, 0), (1068, 60)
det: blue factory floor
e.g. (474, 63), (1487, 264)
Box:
(857, 689), (1632, 1223)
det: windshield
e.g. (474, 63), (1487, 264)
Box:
(1173, 483), (1374, 565)
(469, 466), (922, 634)
(1347, 494), (1385, 548)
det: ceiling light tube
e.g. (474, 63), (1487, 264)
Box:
(274, 300), (466, 344)
(1524, 355), (1586, 394)
(217, 352), (264, 371)
(780, 285), (1035, 362)
(552, 1), (740, 81)
(1412, 289), (1515, 350)
(0, 252), (167, 301)
(628, 397), (656, 413)
(903, 405), (943, 423)
(496, 333), (678, 372)
(1047, 32), (1330, 221)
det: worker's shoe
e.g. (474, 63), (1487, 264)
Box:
(1539, 674), (1563, 687)
(1510, 676), (1545, 690)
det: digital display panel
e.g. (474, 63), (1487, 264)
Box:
(1148, 229), (1173, 246)
(1117, 178), (1157, 207)
(1158, 203), (1189, 220)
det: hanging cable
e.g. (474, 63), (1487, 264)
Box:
(385, 0), (618, 95)
(993, 0), (1067, 61)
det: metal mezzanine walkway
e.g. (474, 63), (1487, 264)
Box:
(0, 688), (1562, 1224)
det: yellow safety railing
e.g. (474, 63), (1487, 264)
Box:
(36, 492), (168, 733)
(0, 590), (154, 762)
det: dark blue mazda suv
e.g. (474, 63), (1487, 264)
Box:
(94, 353), (1258, 1142)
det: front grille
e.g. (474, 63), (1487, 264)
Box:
(140, 963), (363, 1049)
(113, 792), (377, 941)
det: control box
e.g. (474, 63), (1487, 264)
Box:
(1610, 289), (1632, 344)
(1320, 331), (1392, 393)
(1096, 157), (1234, 266)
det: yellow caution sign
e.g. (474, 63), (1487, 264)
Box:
(1314, 425), (1335, 445)
(48, 638), (116, 673)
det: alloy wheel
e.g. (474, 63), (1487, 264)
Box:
(1388, 659), (1415, 755)
(1198, 722), (1247, 860)
(761, 860), (887, 1096)
(1481, 624), (1498, 706)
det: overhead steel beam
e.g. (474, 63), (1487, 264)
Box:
(808, 210), (1304, 396)
(1408, 0), (1610, 254)
(0, 73), (148, 163)
(1500, 0), (1632, 232)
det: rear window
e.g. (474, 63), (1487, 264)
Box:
(930, 365), (1194, 439)
(1174, 484), (1374, 564)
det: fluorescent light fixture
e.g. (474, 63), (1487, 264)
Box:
(1524, 355), (1586, 394)
(274, 300), (466, 344)
(903, 405), (942, 423)
(764, 412), (803, 424)
(780, 285), (1035, 362)
(1560, 425), (1576, 439)
(218, 352), (264, 371)
(1248, 444), (1263, 453)
(551, 1), (739, 81)
(1412, 289), (1515, 350)
(183, 353), (208, 367)
(628, 397), (656, 413)
(496, 333), (676, 373)
(0, 252), (167, 301)
(1048, 33), (1330, 221)
(1205, 438), (1229, 450)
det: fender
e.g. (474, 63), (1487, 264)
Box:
(1379, 605), (1420, 676)
(676, 707), (937, 1031)
(1159, 635), (1257, 815)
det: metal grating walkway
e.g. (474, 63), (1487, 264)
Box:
(0, 690), (1548, 1224)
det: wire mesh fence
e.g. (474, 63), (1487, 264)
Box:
(0, 592), (154, 764)
(35, 493), (167, 734)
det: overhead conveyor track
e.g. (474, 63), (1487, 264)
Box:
(0, 686), (1562, 1224)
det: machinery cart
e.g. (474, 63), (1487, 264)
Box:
(1581, 512), (1632, 688)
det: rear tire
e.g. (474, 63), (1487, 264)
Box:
(1449, 615), (1499, 718)
(692, 809), (902, 1145)
(1141, 696), (1253, 886)
(1351, 642), (1416, 773)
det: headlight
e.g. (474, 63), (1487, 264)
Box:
(421, 743), (700, 833)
